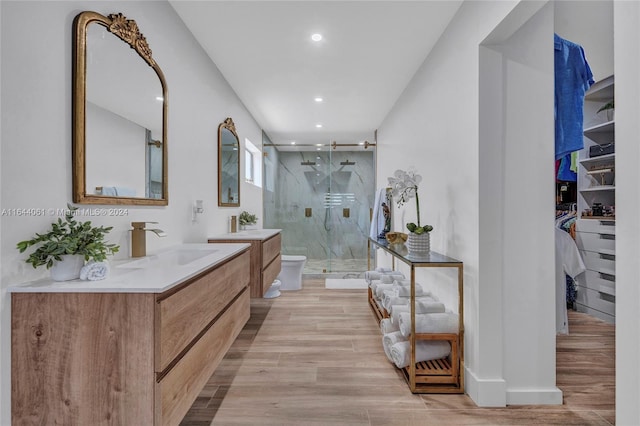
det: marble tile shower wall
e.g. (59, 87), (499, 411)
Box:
(268, 150), (375, 266)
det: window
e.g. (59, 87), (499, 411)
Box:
(244, 138), (262, 188)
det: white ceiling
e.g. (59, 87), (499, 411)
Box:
(169, 1), (463, 149)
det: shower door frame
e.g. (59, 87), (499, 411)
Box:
(263, 139), (377, 275)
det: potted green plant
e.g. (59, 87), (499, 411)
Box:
(597, 100), (614, 121)
(238, 211), (258, 230)
(16, 204), (120, 281)
(388, 169), (433, 254)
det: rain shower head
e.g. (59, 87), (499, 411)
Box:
(301, 160), (317, 166)
(339, 159), (355, 166)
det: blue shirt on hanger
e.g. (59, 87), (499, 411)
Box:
(554, 33), (594, 161)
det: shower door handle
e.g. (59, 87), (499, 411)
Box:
(305, 208), (312, 217)
(343, 208), (350, 218)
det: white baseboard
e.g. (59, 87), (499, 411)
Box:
(464, 366), (507, 407)
(465, 366), (563, 406)
(506, 387), (563, 405)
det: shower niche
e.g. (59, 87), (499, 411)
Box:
(263, 140), (375, 275)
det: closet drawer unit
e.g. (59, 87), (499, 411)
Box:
(575, 231), (615, 253)
(575, 285), (615, 317)
(580, 269), (615, 295)
(262, 233), (281, 268)
(576, 219), (616, 235)
(575, 303), (615, 324)
(579, 250), (615, 275)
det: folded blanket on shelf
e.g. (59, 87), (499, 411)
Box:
(398, 312), (459, 337)
(380, 318), (399, 334)
(369, 279), (382, 291)
(389, 340), (451, 369)
(382, 331), (406, 363)
(390, 301), (446, 324)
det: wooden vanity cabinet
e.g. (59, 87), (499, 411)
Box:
(208, 231), (281, 298)
(11, 249), (250, 426)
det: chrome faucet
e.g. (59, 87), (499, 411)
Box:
(131, 222), (167, 257)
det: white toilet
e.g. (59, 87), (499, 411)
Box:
(278, 255), (307, 290)
(263, 279), (281, 299)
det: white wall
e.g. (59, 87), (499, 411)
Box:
(378, 0), (560, 406)
(0, 2), (263, 424)
(614, 2), (640, 424)
(376, 0), (521, 405)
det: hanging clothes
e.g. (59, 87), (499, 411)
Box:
(554, 33), (594, 161)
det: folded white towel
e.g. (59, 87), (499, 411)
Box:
(389, 340), (451, 369)
(383, 294), (438, 311)
(376, 267), (392, 273)
(375, 284), (395, 299)
(382, 331), (407, 363)
(79, 261), (109, 281)
(365, 271), (382, 282)
(394, 284), (426, 298)
(398, 312), (459, 337)
(381, 273), (404, 284)
(369, 279), (382, 290)
(390, 301), (446, 324)
(380, 318), (399, 334)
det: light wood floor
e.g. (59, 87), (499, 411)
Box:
(181, 279), (615, 425)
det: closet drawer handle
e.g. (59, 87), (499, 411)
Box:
(599, 272), (615, 282)
(599, 253), (615, 261)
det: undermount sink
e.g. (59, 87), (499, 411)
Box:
(118, 247), (219, 269)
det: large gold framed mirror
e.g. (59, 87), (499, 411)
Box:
(218, 117), (240, 207)
(73, 11), (168, 205)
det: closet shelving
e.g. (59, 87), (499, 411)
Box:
(575, 74), (615, 323)
(368, 238), (464, 394)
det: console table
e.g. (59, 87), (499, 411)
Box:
(369, 237), (464, 393)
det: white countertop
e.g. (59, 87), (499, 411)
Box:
(208, 228), (281, 241)
(7, 243), (250, 294)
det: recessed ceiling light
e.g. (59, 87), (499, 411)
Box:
(317, 148), (321, 151)
(155, 96), (164, 101)
(358, 142), (364, 145)
(291, 141), (296, 145)
(316, 124), (323, 128)
(311, 33), (322, 42)
(314, 97), (323, 103)
(315, 144), (323, 147)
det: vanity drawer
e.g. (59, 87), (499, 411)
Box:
(575, 231), (615, 253)
(156, 250), (250, 372)
(262, 233), (281, 268)
(579, 250), (615, 275)
(576, 219), (616, 234)
(262, 254), (282, 295)
(158, 288), (250, 426)
(575, 286), (615, 317)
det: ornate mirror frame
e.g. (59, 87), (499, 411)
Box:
(218, 117), (241, 207)
(72, 11), (168, 205)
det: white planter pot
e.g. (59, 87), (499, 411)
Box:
(406, 232), (430, 254)
(50, 254), (85, 281)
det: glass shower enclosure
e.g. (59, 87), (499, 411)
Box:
(263, 135), (376, 276)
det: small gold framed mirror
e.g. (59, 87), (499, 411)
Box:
(218, 117), (240, 207)
(72, 11), (168, 205)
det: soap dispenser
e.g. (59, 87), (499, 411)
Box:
(230, 215), (237, 233)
